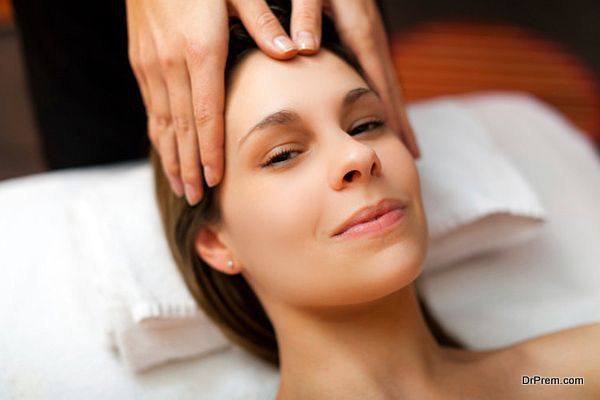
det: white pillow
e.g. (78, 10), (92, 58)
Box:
(66, 97), (547, 372)
(416, 92), (600, 349)
(410, 100), (547, 273)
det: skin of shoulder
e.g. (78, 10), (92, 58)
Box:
(503, 322), (600, 399)
(438, 323), (600, 400)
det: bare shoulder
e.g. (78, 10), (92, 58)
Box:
(507, 322), (600, 398)
(516, 322), (600, 368)
(438, 328), (599, 400)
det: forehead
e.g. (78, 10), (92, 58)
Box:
(224, 50), (367, 138)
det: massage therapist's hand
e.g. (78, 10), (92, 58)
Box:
(126, 0), (420, 206)
(126, 0), (296, 205)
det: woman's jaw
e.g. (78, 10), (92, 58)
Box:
(195, 49), (429, 313)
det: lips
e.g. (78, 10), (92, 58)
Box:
(331, 198), (407, 237)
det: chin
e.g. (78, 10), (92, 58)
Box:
(334, 253), (424, 306)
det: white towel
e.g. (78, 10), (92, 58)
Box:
(70, 165), (231, 372)
(411, 98), (547, 273)
(416, 92), (600, 349)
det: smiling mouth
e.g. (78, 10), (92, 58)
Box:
(334, 206), (406, 239)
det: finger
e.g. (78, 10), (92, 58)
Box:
(137, 58), (159, 152)
(290, 0), (322, 55)
(177, 123), (203, 206)
(125, 2), (147, 105)
(127, 33), (155, 149)
(158, 58), (202, 203)
(380, 51), (421, 159)
(161, 55), (203, 203)
(144, 45), (175, 162)
(129, 46), (157, 150)
(161, 46), (202, 205)
(133, 63), (152, 113)
(186, 41), (227, 191)
(394, 82), (421, 158)
(233, 0), (298, 59)
(157, 128), (185, 197)
(128, 45), (152, 111)
(125, 4), (155, 143)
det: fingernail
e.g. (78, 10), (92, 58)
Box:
(295, 31), (317, 51)
(168, 175), (184, 197)
(204, 166), (218, 187)
(273, 35), (296, 53)
(185, 183), (199, 206)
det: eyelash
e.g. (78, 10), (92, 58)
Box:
(260, 119), (385, 168)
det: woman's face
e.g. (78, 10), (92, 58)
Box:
(204, 50), (428, 309)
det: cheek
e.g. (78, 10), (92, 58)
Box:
(379, 136), (429, 261)
(220, 170), (325, 299)
(379, 135), (418, 190)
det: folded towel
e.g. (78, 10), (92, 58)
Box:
(412, 98), (547, 273)
(70, 165), (231, 372)
(416, 92), (600, 349)
(69, 96), (547, 372)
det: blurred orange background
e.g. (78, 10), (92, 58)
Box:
(391, 20), (600, 144)
(0, 0), (11, 24)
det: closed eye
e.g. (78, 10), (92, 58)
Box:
(260, 119), (386, 168)
(349, 119), (385, 136)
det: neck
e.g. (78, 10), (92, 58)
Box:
(271, 283), (452, 399)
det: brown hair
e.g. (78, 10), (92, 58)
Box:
(151, 0), (461, 369)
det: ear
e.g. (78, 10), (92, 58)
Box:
(194, 226), (239, 275)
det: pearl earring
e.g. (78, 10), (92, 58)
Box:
(227, 260), (234, 269)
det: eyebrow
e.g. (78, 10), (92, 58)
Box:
(237, 87), (379, 150)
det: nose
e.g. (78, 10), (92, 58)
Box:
(328, 134), (382, 191)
